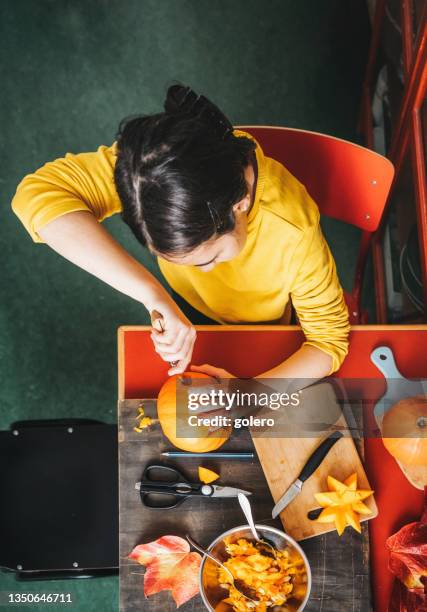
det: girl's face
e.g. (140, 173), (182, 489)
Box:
(157, 163), (255, 272)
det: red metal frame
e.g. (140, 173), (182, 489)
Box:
(352, 230), (374, 320)
(359, 0), (387, 148)
(361, 1), (427, 321)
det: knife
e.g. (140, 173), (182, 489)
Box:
(272, 430), (343, 519)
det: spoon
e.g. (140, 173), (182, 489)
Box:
(185, 534), (259, 605)
(238, 492), (277, 558)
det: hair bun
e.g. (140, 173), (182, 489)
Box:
(164, 84), (195, 114)
(164, 84), (233, 139)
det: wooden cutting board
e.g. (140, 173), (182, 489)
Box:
(250, 381), (378, 541)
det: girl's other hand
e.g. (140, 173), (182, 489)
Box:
(190, 364), (235, 433)
(190, 364), (234, 380)
(150, 301), (196, 375)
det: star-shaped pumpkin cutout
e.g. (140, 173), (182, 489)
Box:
(314, 473), (374, 536)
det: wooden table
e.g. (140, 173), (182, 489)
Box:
(118, 325), (427, 612)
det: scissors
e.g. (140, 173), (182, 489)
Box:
(135, 464), (252, 509)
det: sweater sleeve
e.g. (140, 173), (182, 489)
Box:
(290, 220), (350, 374)
(11, 144), (121, 242)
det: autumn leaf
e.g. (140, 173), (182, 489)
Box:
(129, 535), (201, 607)
(387, 502), (427, 591)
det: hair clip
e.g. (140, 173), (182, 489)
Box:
(206, 201), (224, 232)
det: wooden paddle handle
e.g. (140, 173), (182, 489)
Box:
(150, 310), (178, 368)
(150, 309), (165, 333)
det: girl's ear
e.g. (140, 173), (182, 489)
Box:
(232, 194), (250, 213)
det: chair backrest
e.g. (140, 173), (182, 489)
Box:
(239, 126), (394, 232)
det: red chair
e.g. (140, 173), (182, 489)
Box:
(240, 126), (395, 324)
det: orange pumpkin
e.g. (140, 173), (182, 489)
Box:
(382, 395), (427, 466)
(157, 372), (231, 452)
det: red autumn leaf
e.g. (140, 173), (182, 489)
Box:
(387, 522), (427, 589)
(387, 488), (427, 611)
(129, 535), (201, 607)
(389, 578), (427, 612)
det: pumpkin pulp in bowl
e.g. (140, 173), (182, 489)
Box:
(200, 525), (311, 612)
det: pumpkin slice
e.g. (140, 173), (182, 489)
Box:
(335, 509), (347, 536)
(352, 500), (372, 516)
(327, 475), (348, 494)
(316, 507), (338, 523)
(354, 490), (374, 501)
(344, 507), (362, 533)
(344, 472), (358, 490)
(340, 490), (374, 504)
(198, 466), (220, 484)
(314, 491), (342, 507)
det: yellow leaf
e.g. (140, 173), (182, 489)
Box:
(198, 466), (220, 484)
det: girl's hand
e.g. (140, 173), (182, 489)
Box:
(150, 300), (196, 376)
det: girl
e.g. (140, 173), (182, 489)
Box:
(12, 85), (350, 381)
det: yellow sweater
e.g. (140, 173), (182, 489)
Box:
(12, 131), (350, 372)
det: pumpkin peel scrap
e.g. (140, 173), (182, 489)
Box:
(129, 535), (201, 607)
(198, 466), (220, 484)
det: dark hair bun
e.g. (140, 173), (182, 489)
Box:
(164, 84), (193, 114)
(164, 84), (233, 139)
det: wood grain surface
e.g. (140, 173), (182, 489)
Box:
(119, 399), (373, 612)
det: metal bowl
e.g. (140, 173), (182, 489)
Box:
(199, 524), (311, 611)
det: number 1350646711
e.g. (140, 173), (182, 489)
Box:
(1, 592), (74, 605)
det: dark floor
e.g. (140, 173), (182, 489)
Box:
(0, 1), (370, 610)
